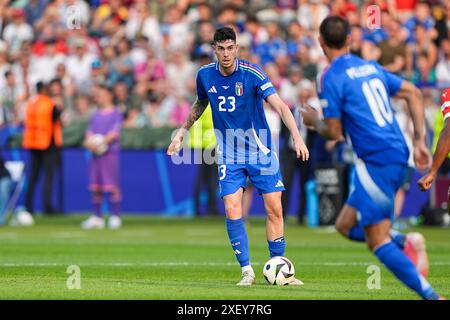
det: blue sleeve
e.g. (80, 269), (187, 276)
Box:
(254, 67), (276, 101)
(196, 71), (207, 101)
(319, 73), (342, 119)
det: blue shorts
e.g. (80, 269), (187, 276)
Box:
(347, 159), (407, 227)
(218, 152), (285, 198)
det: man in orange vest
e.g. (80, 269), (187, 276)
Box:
(23, 81), (63, 215)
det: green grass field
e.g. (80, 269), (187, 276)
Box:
(0, 215), (449, 300)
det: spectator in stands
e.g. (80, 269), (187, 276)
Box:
(436, 38), (450, 89)
(65, 37), (97, 95)
(3, 8), (34, 58)
(404, 0), (437, 43)
(1, 71), (25, 127)
(81, 84), (123, 229)
(258, 20), (287, 66)
(23, 81), (62, 215)
(375, 19), (408, 74)
(113, 80), (132, 114)
(125, 0), (161, 51)
(297, 0), (329, 32)
(166, 47), (196, 101)
(406, 24), (438, 80)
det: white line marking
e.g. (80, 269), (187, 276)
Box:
(1, 261), (450, 267)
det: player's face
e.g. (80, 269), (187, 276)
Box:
(213, 40), (238, 69)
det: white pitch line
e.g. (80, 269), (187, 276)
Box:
(1, 261), (450, 267)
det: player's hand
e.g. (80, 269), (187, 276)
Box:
(300, 104), (319, 128)
(418, 171), (436, 191)
(167, 132), (184, 156)
(413, 141), (432, 172)
(294, 137), (309, 161)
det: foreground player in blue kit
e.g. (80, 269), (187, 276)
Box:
(302, 16), (443, 300)
(167, 27), (309, 285)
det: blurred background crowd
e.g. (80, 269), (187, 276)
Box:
(0, 0), (448, 131)
(0, 0), (449, 222)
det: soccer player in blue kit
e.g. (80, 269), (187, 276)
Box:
(167, 27), (309, 285)
(301, 16), (443, 300)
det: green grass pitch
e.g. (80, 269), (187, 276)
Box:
(0, 215), (449, 300)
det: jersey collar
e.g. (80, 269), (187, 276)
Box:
(216, 59), (239, 76)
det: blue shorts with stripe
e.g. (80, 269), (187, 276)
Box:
(347, 159), (408, 227)
(218, 152), (285, 198)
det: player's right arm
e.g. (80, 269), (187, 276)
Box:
(166, 97), (209, 156)
(390, 77), (432, 171)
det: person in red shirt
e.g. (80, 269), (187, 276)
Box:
(418, 89), (450, 212)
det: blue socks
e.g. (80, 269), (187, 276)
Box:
(389, 229), (406, 250)
(374, 242), (439, 300)
(226, 218), (250, 267)
(348, 224), (406, 249)
(268, 236), (286, 257)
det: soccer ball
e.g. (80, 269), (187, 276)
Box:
(11, 210), (34, 227)
(263, 256), (295, 285)
(88, 134), (108, 156)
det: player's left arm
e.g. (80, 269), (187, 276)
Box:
(266, 93), (309, 161)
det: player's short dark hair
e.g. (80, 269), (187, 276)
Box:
(319, 16), (350, 49)
(213, 27), (236, 44)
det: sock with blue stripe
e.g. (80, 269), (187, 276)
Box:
(268, 236), (286, 258)
(226, 218), (250, 267)
(374, 241), (440, 300)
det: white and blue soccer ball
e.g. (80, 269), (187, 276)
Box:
(263, 256), (295, 285)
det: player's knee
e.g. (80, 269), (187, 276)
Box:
(265, 202), (283, 221)
(224, 202), (241, 219)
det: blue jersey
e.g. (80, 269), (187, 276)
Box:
(318, 54), (409, 166)
(196, 59), (277, 164)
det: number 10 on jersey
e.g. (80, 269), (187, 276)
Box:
(218, 96), (236, 112)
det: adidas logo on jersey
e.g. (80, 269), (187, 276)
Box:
(234, 249), (242, 255)
(275, 180), (284, 188)
(208, 86), (217, 93)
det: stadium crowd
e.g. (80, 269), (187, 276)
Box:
(0, 0), (449, 220)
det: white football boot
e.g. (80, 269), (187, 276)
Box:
(236, 269), (256, 286)
(81, 215), (105, 229)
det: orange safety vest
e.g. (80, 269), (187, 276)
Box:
(23, 95), (63, 150)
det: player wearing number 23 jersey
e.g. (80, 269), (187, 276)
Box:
(196, 59), (283, 197)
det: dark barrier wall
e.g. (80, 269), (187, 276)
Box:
(3, 148), (428, 218)
(6, 148), (276, 216)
